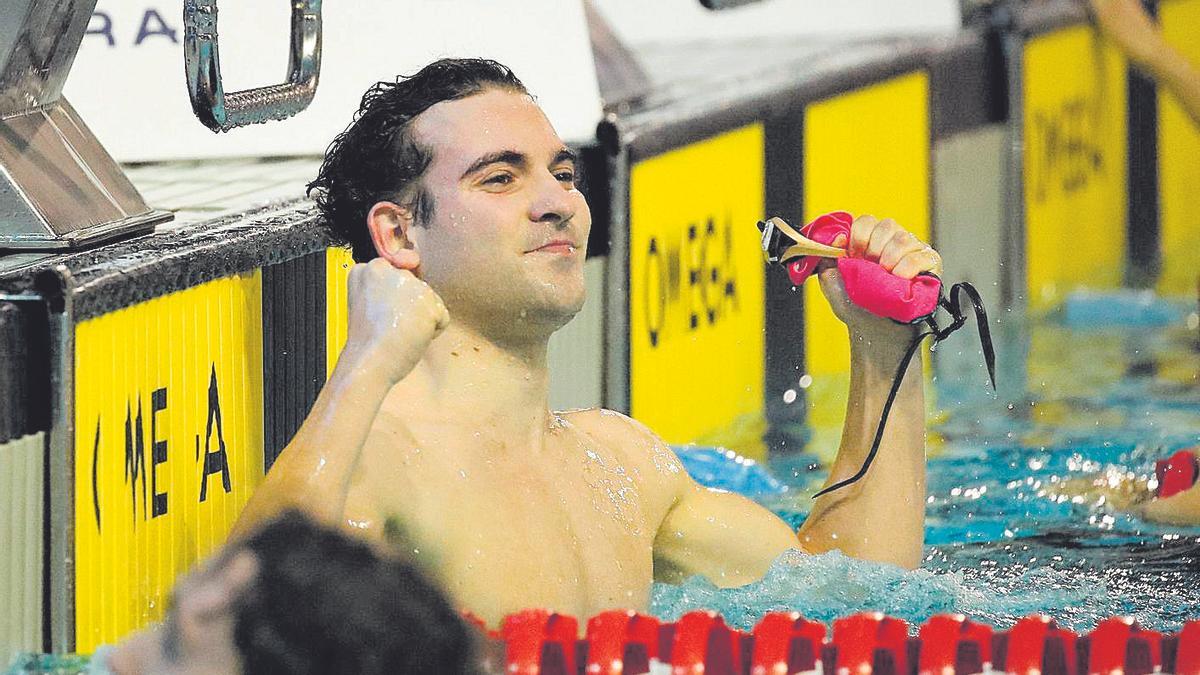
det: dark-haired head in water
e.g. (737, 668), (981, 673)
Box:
(104, 510), (481, 675)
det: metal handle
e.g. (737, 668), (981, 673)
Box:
(698, 0), (766, 10)
(183, 0), (322, 133)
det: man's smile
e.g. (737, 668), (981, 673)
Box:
(525, 239), (579, 255)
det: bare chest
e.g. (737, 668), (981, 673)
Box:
(345, 420), (660, 622)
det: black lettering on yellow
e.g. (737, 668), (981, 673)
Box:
(92, 417), (102, 533)
(644, 238), (665, 347)
(686, 223), (701, 330)
(700, 218), (720, 326)
(1032, 96), (1105, 204)
(135, 9), (178, 45)
(124, 399), (147, 525)
(642, 214), (741, 348)
(721, 213), (739, 312)
(150, 387), (168, 518)
(198, 365), (232, 502)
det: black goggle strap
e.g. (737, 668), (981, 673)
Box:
(811, 280), (996, 500)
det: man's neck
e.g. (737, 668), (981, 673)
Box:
(398, 319), (554, 450)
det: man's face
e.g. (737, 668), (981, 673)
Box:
(405, 87), (592, 338)
(102, 550), (257, 675)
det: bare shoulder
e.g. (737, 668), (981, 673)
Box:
(558, 407), (658, 447)
(558, 408), (690, 486)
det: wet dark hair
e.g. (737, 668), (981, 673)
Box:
(308, 58), (529, 261)
(231, 510), (481, 675)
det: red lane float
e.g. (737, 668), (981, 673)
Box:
(917, 614), (993, 675)
(669, 610), (743, 675)
(1086, 617), (1164, 675)
(584, 610), (661, 675)
(750, 611), (826, 675)
(501, 609), (580, 675)
(831, 612), (909, 675)
(479, 610), (1200, 675)
(999, 615), (1078, 675)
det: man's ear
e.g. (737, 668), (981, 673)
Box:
(366, 201), (422, 272)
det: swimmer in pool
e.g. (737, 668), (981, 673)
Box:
(235, 58), (944, 624)
(1051, 446), (1200, 526)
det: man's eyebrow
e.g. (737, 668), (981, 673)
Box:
(461, 150), (527, 179)
(554, 148), (578, 165)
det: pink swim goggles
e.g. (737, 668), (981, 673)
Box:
(759, 212), (997, 498)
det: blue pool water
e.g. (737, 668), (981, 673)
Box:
(657, 304), (1200, 632)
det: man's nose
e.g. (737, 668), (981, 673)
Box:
(529, 172), (576, 227)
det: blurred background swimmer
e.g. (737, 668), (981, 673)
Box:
(1088, 0), (1200, 125)
(91, 511), (481, 675)
(1050, 446), (1200, 525)
(1030, 0), (1200, 529)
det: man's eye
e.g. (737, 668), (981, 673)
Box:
(555, 170), (576, 183)
(484, 174), (514, 186)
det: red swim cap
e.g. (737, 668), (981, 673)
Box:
(1155, 449), (1199, 499)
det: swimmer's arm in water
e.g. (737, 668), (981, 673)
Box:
(653, 481), (804, 587)
(575, 413), (803, 587)
(646, 329), (927, 582)
(652, 217), (934, 578)
(797, 216), (937, 569)
(563, 409), (802, 587)
(1139, 482), (1200, 526)
(1047, 471), (1154, 512)
(234, 257), (449, 537)
(1136, 448), (1200, 526)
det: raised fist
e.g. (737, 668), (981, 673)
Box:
(344, 257), (450, 384)
(818, 215), (942, 339)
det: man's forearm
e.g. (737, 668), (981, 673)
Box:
(236, 345), (396, 532)
(1148, 45), (1200, 128)
(797, 330), (926, 568)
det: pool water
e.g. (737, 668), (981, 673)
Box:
(657, 300), (1200, 632)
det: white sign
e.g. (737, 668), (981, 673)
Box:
(591, 0), (960, 45)
(65, 1), (603, 161)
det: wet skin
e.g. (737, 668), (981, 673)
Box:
(346, 406), (688, 620)
(1051, 447), (1200, 526)
(235, 87), (941, 624)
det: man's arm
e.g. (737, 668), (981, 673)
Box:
(652, 216), (937, 580)
(794, 216), (935, 568)
(1090, 0), (1200, 127)
(796, 319), (926, 568)
(234, 258), (448, 536)
(1138, 448), (1200, 526)
(1139, 484), (1200, 526)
